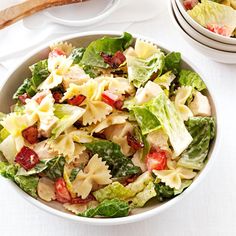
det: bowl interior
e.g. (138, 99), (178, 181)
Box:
(175, 0), (236, 45)
(0, 32), (218, 224)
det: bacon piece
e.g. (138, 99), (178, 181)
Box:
(67, 95), (86, 106)
(18, 93), (29, 104)
(15, 146), (40, 170)
(49, 48), (66, 58)
(183, 0), (198, 10)
(52, 91), (63, 103)
(71, 194), (95, 204)
(127, 132), (144, 151)
(101, 51), (126, 69)
(22, 125), (39, 144)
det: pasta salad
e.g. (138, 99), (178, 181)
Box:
(0, 33), (215, 218)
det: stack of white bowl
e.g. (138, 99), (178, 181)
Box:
(169, 0), (236, 64)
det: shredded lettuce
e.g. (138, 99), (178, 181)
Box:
(179, 70), (206, 91)
(80, 32), (133, 68)
(178, 117), (215, 170)
(0, 162), (18, 180)
(164, 52), (181, 75)
(52, 104), (85, 138)
(69, 47), (85, 64)
(154, 71), (176, 91)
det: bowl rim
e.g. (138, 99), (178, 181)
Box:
(171, 0), (236, 52)
(175, 0), (236, 45)
(0, 31), (221, 225)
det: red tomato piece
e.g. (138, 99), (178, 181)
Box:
(114, 100), (124, 110)
(67, 95), (86, 106)
(183, 0), (198, 10)
(55, 178), (72, 203)
(206, 24), (231, 37)
(71, 194), (95, 204)
(101, 90), (119, 107)
(146, 150), (167, 171)
(22, 125), (39, 144)
(127, 132), (144, 151)
(15, 146), (40, 170)
(49, 48), (66, 58)
(18, 93), (29, 104)
(52, 91), (63, 103)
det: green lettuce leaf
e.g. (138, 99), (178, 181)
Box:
(188, 0), (236, 37)
(154, 71), (176, 91)
(69, 47), (85, 64)
(14, 175), (39, 198)
(127, 50), (165, 88)
(43, 156), (65, 180)
(164, 52), (181, 75)
(0, 128), (9, 143)
(13, 60), (49, 99)
(78, 199), (130, 218)
(84, 140), (141, 178)
(178, 117), (215, 170)
(132, 107), (161, 135)
(17, 162), (47, 176)
(80, 32), (133, 68)
(0, 162), (18, 180)
(174, 180), (192, 195)
(179, 70), (206, 91)
(155, 182), (174, 201)
(52, 104), (85, 138)
(146, 93), (193, 156)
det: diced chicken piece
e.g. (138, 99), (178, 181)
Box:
(189, 92), (211, 117)
(39, 116), (58, 138)
(132, 150), (147, 172)
(37, 177), (56, 202)
(135, 81), (163, 105)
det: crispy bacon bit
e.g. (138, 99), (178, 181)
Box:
(183, 0), (198, 10)
(18, 93), (29, 104)
(52, 91), (63, 103)
(15, 146), (40, 170)
(22, 125), (39, 144)
(101, 51), (126, 69)
(55, 178), (72, 203)
(49, 48), (66, 58)
(71, 194), (95, 204)
(73, 120), (83, 129)
(127, 132), (144, 151)
(206, 24), (231, 37)
(67, 95), (86, 106)
(126, 175), (138, 184)
(114, 100), (124, 110)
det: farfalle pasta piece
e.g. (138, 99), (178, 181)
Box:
(50, 41), (75, 56)
(63, 201), (98, 214)
(25, 91), (58, 136)
(72, 154), (112, 199)
(174, 86), (193, 121)
(37, 177), (56, 202)
(131, 150), (147, 172)
(153, 159), (196, 190)
(92, 112), (129, 133)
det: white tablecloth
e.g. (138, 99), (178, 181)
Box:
(0, 1), (236, 235)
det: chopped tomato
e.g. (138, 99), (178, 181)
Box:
(101, 90), (119, 107)
(101, 51), (126, 68)
(67, 95), (86, 106)
(71, 194), (95, 204)
(22, 125), (38, 144)
(18, 93), (29, 104)
(127, 132), (144, 151)
(52, 91), (63, 103)
(206, 24), (231, 37)
(183, 0), (198, 10)
(114, 100), (124, 110)
(55, 178), (72, 203)
(146, 150), (167, 171)
(15, 146), (40, 170)
(49, 48), (66, 57)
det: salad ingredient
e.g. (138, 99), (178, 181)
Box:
(164, 52), (181, 75)
(69, 47), (85, 64)
(55, 177), (72, 203)
(49, 48), (66, 57)
(178, 117), (215, 170)
(146, 150), (167, 171)
(126, 132), (144, 151)
(101, 51), (126, 68)
(101, 90), (119, 107)
(22, 125), (38, 144)
(0, 162), (18, 180)
(67, 95), (86, 106)
(15, 146), (40, 171)
(183, 0), (199, 10)
(78, 198), (130, 218)
(155, 182), (174, 201)
(154, 71), (176, 90)
(37, 177), (56, 202)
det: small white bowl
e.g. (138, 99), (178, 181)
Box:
(169, 2), (236, 64)
(172, 0), (236, 52)
(175, 0), (236, 45)
(0, 31), (219, 225)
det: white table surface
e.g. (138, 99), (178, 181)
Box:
(0, 1), (236, 235)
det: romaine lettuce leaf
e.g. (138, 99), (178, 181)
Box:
(147, 93), (193, 156)
(52, 104), (85, 138)
(0, 128), (9, 143)
(78, 199), (130, 218)
(84, 140), (141, 178)
(155, 182), (174, 201)
(69, 47), (85, 64)
(188, 0), (236, 36)
(127, 50), (165, 88)
(179, 70), (206, 91)
(154, 71), (176, 91)
(14, 175), (39, 198)
(174, 180), (192, 195)
(164, 52), (181, 75)
(132, 107), (161, 135)
(80, 32), (133, 68)
(0, 162), (18, 180)
(178, 117), (215, 170)
(17, 162), (47, 176)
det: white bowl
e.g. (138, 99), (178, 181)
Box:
(175, 0), (236, 45)
(0, 31), (219, 225)
(169, 2), (236, 64)
(172, 0), (236, 52)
